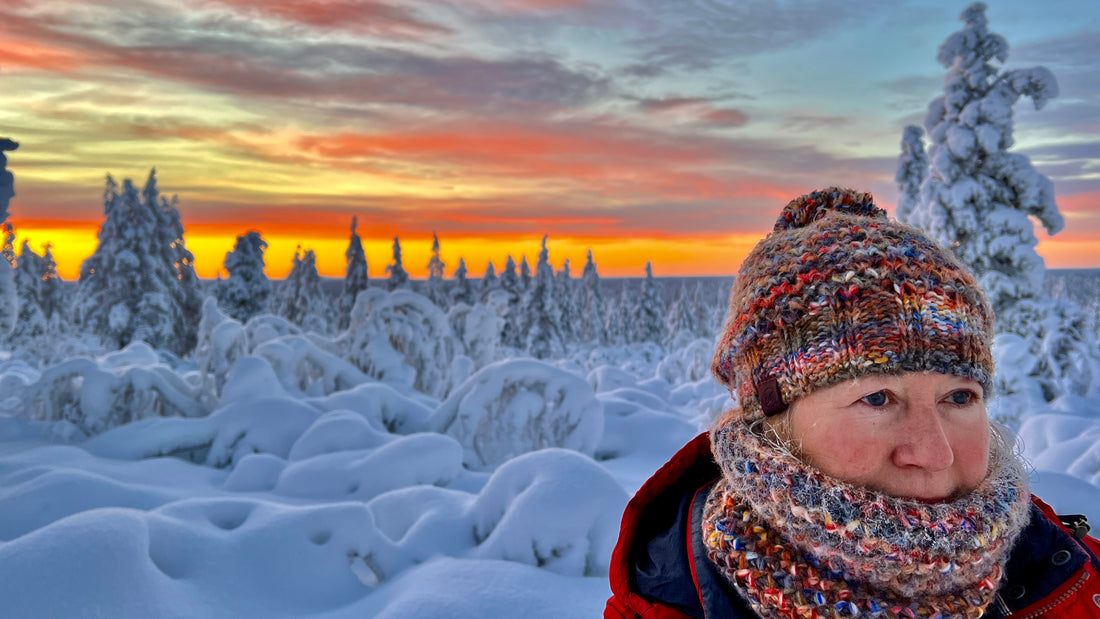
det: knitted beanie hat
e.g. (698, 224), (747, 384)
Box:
(711, 187), (994, 421)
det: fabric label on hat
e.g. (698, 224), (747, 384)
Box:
(756, 377), (786, 416)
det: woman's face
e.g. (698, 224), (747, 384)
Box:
(768, 372), (991, 502)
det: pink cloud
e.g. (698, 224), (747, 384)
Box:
(200, 0), (451, 38)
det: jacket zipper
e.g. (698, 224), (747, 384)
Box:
(1011, 570), (1090, 618)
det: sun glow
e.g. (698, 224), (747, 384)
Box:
(8, 219), (766, 281)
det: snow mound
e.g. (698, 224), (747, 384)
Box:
(84, 395), (319, 468)
(470, 448), (628, 576)
(344, 289), (458, 399)
(253, 334), (369, 398)
(306, 381), (435, 435)
(655, 337), (713, 384)
(21, 342), (206, 439)
(368, 557), (609, 619)
(430, 358), (604, 470)
(1019, 413), (1100, 485)
(275, 433), (463, 501)
(0, 500), (388, 617)
(287, 409), (393, 461)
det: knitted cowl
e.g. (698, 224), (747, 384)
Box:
(703, 418), (1031, 619)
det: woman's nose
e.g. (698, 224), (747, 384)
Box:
(891, 403), (954, 471)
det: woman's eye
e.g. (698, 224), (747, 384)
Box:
(860, 391), (888, 407)
(948, 390), (974, 406)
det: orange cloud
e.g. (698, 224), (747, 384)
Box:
(294, 124), (794, 203)
(0, 37), (86, 72)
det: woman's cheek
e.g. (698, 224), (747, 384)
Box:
(805, 426), (882, 483)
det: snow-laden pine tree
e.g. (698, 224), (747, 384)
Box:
(217, 230), (272, 324)
(338, 216), (368, 330)
(692, 281), (712, 336)
(10, 240), (48, 340)
(497, 255), (524, 349)
(605, 284), (631, 346)
(479, 261), (499, 302)
(274, 246), (332, 333)
(579, 249), (607, 345)
(386, 236), (410, 291)
(0, 138), (18, 336)
(632, 262), (664, 345)
(0, 224), (13, 268)
(898, 2), (1060, 311)
(519, 255), (532, 292)
(145, 170), (203, 353)
(74, 171), (201, 355)
(7, 239), (67, 356)
(0, 224), (17, 337)
(895, 126), (927, 224)
(556, 258), (578, 345)
(664, 281), (699, 348)
(38, 243), (64, 324)
(896, 2), (1096, 408)
(426, 232), (447, 309)
(450, 257), (476, 307)
(525, 235), (564, 359)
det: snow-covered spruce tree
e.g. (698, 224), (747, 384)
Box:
(0, 224), (13, 267)
(217, 230), (272, 324)
(385, 236), (410, 291)
(0, 138), (18, 336)
(74, 172), (200, 356)
(10, 240), (48, 340)
(38, 243), (64, 325)
(525, 235), (564, 359)
(519, 255), (532, 292)
(426, 232), (448, 309)
(556, 258), (579, 345)
(579, 249), (608, 346)
(274, 247), (332, 333)
(605, 284), (631, 346)
(450, 257), (476, 306)
(337, 216), (368, 331)
(896, 2), (1095, 405)
(497, 255), (524, 349)
(7, 240), (67, 354)
(692, 281), (712, 336)
(899, 2), (1060, 311)
(146, 170), (203, 353)
(895, 125), (927, 224)
(479, 260), (499, 302)
(632, 262), (664, 345)
(664, 281), (699, 348)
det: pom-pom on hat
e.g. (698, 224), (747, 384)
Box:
(711, 187), (994, 421)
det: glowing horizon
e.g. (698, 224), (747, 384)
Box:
(9, 212), (1098, 282)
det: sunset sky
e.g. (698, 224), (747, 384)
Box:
(1, 0), (1097, 279)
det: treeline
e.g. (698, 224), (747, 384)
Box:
(1, 169), (731, 361)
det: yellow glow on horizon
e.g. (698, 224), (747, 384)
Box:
(1036, 237), (1100, 270)
(9, 220), (1097, 282)
(3, 224), (99, 280)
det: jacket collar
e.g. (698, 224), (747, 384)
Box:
(610, 431), (1099, 619)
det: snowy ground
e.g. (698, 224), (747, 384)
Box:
(1, 302), (1099, 617)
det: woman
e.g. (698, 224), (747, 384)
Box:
(605, 189), (1100, 618)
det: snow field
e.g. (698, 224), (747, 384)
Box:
(0, 320), (720, 617)
(0, 282), (1097, 618)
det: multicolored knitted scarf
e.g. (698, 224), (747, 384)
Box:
(703, 420), (1031, 619)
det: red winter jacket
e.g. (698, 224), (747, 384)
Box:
(606, 432), (1100, 619)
